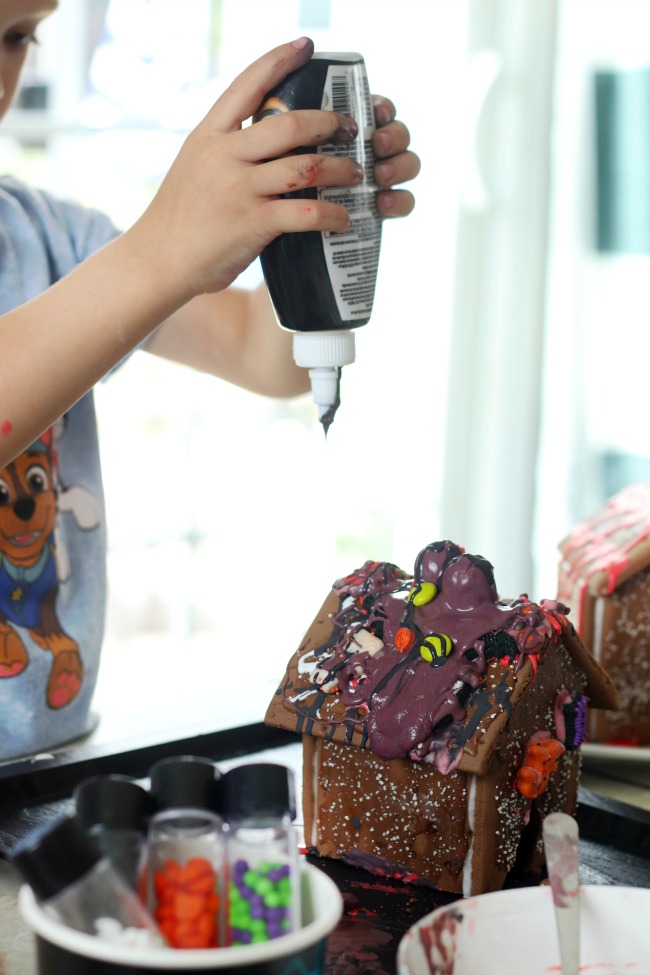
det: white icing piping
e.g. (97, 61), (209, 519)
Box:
(592, 597), (604, 663)
(462, 774), (477, 897)
(298, 647), (319, 675)
(311, 739), (319, 848)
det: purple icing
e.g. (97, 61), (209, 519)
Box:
(304, 541), (570, 770)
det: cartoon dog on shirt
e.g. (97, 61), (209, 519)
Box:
(0, 426), (100, 708)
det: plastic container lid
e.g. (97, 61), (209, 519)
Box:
(148, 755), (222, 813)
(11, 815), (102, 901)
(74, 774), (151, 833)
(221, 763), (297, 821)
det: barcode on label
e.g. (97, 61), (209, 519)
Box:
(331, 74), (351, 116)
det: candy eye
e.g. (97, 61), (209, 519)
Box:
(420, 633), (453, 664)
(409, 582), (438, 606)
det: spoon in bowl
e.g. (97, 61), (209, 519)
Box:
(542, 812), (580, 975)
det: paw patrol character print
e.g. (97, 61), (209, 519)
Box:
(0, 426), (100, 709)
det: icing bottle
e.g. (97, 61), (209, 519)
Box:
(221, 763), (301, 945)
(255, 53), (382, 434)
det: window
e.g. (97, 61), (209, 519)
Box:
(534, 0), (650, 592)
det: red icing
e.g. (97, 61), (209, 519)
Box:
(560, 487), (650, 632)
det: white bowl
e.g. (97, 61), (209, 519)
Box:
(397, 884), (650, 975)
(20, 863), (342, 974)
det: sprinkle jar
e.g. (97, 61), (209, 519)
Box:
(74, 774), (151, 892)
(221, 763), (301, 947)
(146, 807), (225, 949)
(11, 814), (162, 947)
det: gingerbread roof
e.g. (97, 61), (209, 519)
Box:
(265, 541), (620, 777)
(559, 484), (650, 597)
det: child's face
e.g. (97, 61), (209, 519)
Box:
(0, 0), (57, 123)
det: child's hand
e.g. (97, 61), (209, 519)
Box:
(134, 38), (364, 299)
(371, 95), (421, 219)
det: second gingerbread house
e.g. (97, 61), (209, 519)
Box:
(558, 483), (650, 744)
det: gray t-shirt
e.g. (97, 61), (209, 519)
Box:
(0, 176), (118, 760)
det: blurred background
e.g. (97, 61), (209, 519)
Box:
(3, 0), (648, 737)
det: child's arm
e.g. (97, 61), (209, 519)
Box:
(145, 95), (420, 397)
(0, 38), (361, 466)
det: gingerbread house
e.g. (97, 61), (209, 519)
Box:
(265, 541), (619, 896)
(558, 483), (650, 744)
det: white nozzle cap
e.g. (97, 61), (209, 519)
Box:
(292, 330), (356, 370)
(293, 331), (356, 432)
(308, 367), (341, 413)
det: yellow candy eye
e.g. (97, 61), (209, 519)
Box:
(409, 582), (438, 606)
(420, 633), (453, 663)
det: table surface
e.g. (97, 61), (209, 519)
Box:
(1, 740), (649, 975)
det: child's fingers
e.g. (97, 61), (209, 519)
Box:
(373, 120), (413, 160)
(260, 197), (351, 238)
(237, 109), (358, 163)
(372, 94), (397, 128)
(207, 38), (315, 132)
(376, 188), (416, 219)
(252, 153), (364, 197)
(375, 149), (422, 190)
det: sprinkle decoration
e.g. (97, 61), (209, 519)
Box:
(228, 859), (294, 945)
(153, 856), (220, 949)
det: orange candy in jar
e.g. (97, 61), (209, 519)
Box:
(147, 810), (224, 948)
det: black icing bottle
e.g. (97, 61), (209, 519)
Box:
(255, 53), (382, 434)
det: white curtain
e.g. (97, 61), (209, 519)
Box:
(440, 0), (559, 597)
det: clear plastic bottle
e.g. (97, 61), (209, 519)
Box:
(74, 774), (150, 892)
(147, 807), (225, 949)
(255, 53), (381, 434)
(11, 814), (163, 947)
(221, 763), (301, 946)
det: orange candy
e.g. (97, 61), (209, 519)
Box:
(395, 627), (415, 652)
(153, 856), (220, 949)
(516, 737), (566, 799)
